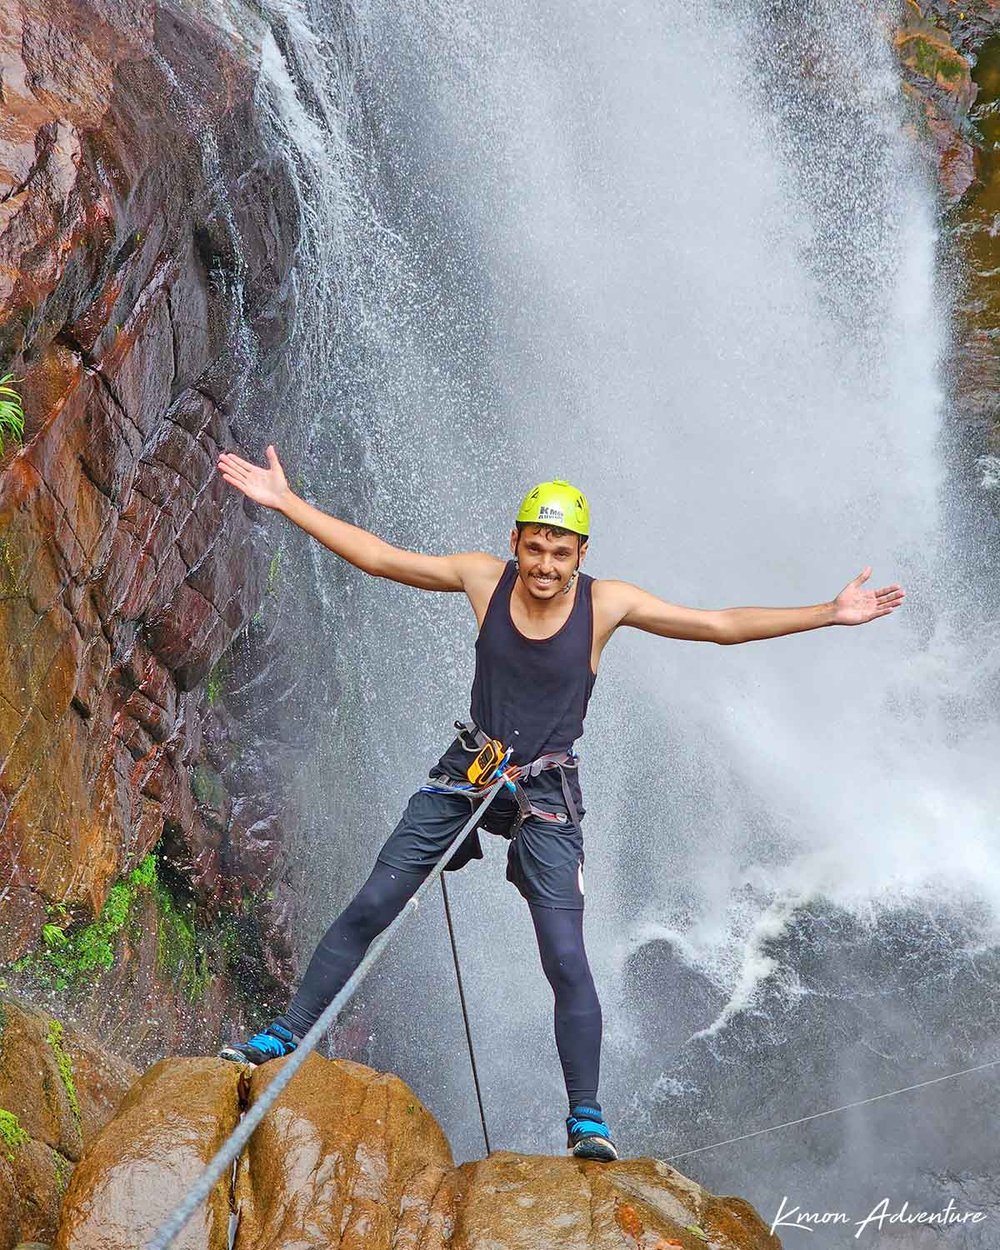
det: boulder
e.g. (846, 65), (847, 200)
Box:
(233, 1055), (454, 1248)
(0, 1001), (137, 1250)
(54, 1059), (240, 1250)
(55, 1054), (781, 1250)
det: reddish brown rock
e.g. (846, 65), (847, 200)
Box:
(54, 1059), (239, 1250)
(0, 1000), (137, 1250)
(895, 4), (979, 201)
(6, 1139), (68, 1248)
(445, 1153), (780, 1250)
(233, 1054), (454, 1248)
(52, 889), (250, 1062)
(0, 1160), (22, 1250)
(55, 1053), (780, 1250)
(0, 0), (298, 1042)
(901, 4), (1000, 458)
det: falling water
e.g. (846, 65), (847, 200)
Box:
(250, 0), (1000, 1239)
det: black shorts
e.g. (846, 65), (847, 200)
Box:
(375, 784), (587, 910)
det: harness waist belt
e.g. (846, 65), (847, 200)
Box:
(420, 719), (582, 833)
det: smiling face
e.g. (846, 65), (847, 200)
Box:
(510, 523), (588, 600)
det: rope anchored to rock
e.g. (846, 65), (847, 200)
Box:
(146, 777), (507, 1250)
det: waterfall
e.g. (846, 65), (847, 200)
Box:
(254, 0), (999, 1235)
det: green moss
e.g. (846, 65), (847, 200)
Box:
(153, 877), (213, 1003)
(46, 1020), (80, 1123)
(16, 855), (159, 990)
(191, 764), (226, 809)
(252, 548), (283, 626)
(205, 660), (227, 705)
(266, 548), (281, 594)
(54, 1150), (73, 1196)
(0, 1108), (28, 1161)
(903, 33), (966, 85)
(17, 852), (216, 1004)
(130, 854), (157, 889)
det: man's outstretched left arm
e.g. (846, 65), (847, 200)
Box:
(598, 567), (905, 646)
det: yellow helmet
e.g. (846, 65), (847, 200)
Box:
(515, 480), (590, 537)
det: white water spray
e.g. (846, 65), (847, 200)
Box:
(250, 0), (998, 1231)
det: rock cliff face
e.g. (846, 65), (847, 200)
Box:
(897, 2), (1000, 473)
(0, 0), (301, 1054)
(53, 1053), (782, 1250)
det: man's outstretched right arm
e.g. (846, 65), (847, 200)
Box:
(217, 444), (498, 593)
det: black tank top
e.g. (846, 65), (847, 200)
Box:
(468, 560), (597, 765)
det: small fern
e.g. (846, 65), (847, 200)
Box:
(0, 374), (25, 454)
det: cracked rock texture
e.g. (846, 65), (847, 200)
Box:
(55, 1054), (782, 1250)
(0, 0), (301, 1054)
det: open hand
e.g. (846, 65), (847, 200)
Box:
(832, 567), (905, 625)
(216, 445), (291, 510)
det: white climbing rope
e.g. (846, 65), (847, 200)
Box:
(145, 777), (506, 1250)
(665, 1056), (1000, 1162)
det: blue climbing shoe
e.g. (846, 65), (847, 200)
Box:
(219, 1022), (298, 1066)
(566, 1105), (618, 1162)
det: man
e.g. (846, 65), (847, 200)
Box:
(214, 445), (905, 1161)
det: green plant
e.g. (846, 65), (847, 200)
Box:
(46, 1020), (80, 1123)
(54, 1150), (73, 1195)
(205, 660), (227, 705)
(0, 1109), (28, 1161)
(42, 922), (68, 949)
(266, 549), (281, 594)
(0, 373), (25, 453)
(16, 855), (158, 989)
(152, 874), (213, 1002)
(130, 854), (157, 888)
(16, 853), (214, 1003)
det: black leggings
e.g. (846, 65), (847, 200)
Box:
(278, 859), (602, 1110)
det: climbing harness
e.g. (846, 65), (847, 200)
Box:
(421, 720), (583, 835)
(426, 719), (584, 1164)
(466, 736), (511, 787)
(145, 776), (508, 1250)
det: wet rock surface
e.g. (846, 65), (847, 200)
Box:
(0, 0), (302, 1053)
(54, 1053), (781, 1250)
(896, 2), (982, 201)
(233, 1054), (454, 1248)
(0, 1000), (137, 1250)
(900, 3), (1000, 481)
(54, 1059), (239, 1250)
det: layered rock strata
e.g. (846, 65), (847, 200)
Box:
(0, 0), (301, 1052)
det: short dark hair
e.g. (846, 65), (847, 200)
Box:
(515, 521), (589, 545)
